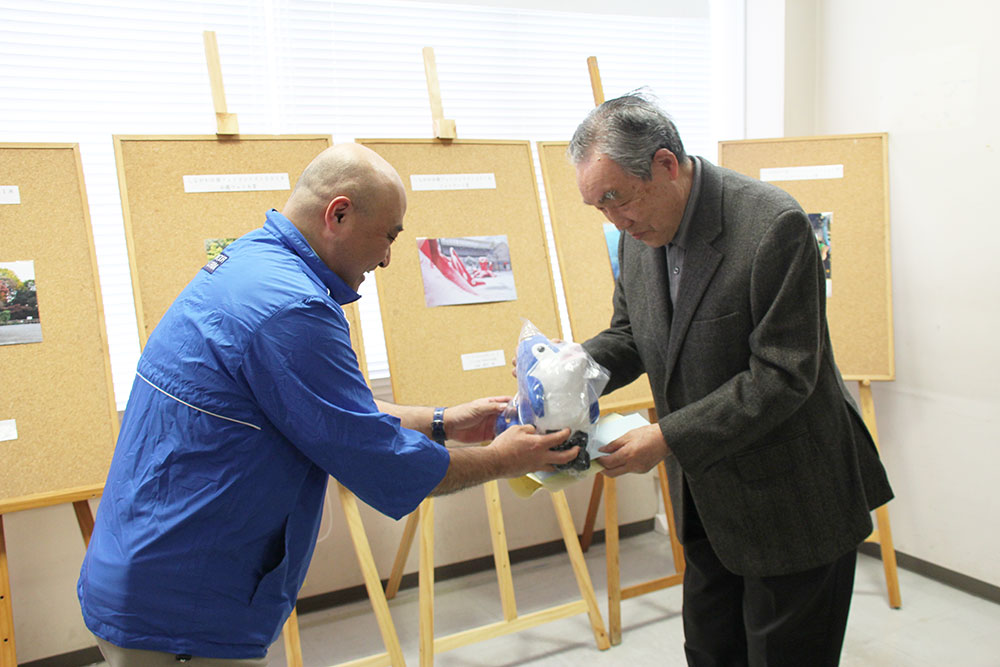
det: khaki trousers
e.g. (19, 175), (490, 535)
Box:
(96, 636), (269, 666)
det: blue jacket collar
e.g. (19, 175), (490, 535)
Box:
(264, 209), (361, 306)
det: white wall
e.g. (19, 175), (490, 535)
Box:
(744, 0), (785, 137)
(768, 0), (1000, 588)
(808, 0), (1000, 588)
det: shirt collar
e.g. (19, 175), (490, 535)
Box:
(264, 209), (361, 306)
(669, 156), (703, 250)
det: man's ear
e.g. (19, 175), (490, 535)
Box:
(652, 148), (680, 179)
(324, 195), (352, 231)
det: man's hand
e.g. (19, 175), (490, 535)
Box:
(432, 426), (576, 496)
(490, 425), (576, 478)
(445, 396), (511, 443)
(598, 424), (670, 477)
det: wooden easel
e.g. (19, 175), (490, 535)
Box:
(380, 47), (610, 667)
(0, 486), (101, 667)
(554, 57), (685, 646)
(0, 141), (120, 666)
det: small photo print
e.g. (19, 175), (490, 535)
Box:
(603, 223), (621, 280)
(205, 237), (237, 262)
(0, 260), (43, 346)
(417, 235), (517, 307)
(808, 212), (833, 296)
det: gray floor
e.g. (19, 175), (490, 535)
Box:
(276, 532), (1000, 666)
(90, 531), (1000, 666)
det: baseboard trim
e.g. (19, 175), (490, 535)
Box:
(20, 646), (104, 667)
(858, 542), (1000, 605)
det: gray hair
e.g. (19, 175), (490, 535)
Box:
(567, 92), (688, 180)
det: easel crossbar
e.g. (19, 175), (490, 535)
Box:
(620, 574), (685, 601)
(434, 600), (589, 654)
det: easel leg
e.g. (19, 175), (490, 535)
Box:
(1, 516), (17, 667)
(337, 484), (406, 666)
(550, 491), (610, 650)
(385, 511), (419, 600)
(281, 610), (303, 667)
(72, 500), (95, 546)
(874, 504), (901, 608)
(484, 481), (517, 621)
(603, 476), (622, 646)
(579, 475), (603, 552)
(656, 462), (685, 574)
(418, 499), (435, 667)
(858, 380), (902, 608)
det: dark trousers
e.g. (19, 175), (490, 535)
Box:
(681, 507), (857, 667)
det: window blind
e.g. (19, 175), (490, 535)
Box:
(1, 0), (742, 408)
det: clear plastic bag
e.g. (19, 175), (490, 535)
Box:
(495, 320), (610, 473)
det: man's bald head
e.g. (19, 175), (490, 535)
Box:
(283, 143), (407, 291)
(284, 143), (405, 228)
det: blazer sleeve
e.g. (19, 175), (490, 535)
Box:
(665, 207), (827, 477)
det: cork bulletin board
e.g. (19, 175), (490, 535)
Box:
(0, 144), (119, 508)
(115, 135), (332, 344)
(537, 141), (656, 414)
(719, 133), (894, 380)
(357, 139), (562, 407)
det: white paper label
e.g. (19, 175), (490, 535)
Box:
(759, 164), (844, 182)
(0, 419), (17, 442)
(0, 185), (21, 204)
(460, 349), (506, 371)
(183, 173), (291, 193)
(593, 413), (651, 451)
(411, 173), (497, 191)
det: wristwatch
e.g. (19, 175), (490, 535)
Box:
(432, 407), (447, 445)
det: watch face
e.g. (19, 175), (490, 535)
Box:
(432, 408), (446, 443)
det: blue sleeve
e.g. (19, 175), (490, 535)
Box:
(240, 297), (450, 519)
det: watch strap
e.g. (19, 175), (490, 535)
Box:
(432, 407), (447, 445)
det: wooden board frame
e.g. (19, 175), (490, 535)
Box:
(719, 133), (894, 381)
(0, 143), (119, 508)
(537, 141), (656, 414)
(0, 142), (119, 666)
(358, 138), (562, 407)
(114, 134), (332, 345)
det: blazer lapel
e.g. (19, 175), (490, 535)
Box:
(663, 160), (725, 382)
(645, 242), (674, 328)
(664, 236), (722, 377)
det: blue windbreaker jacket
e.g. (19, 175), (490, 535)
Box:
(78, 210), (449, 658)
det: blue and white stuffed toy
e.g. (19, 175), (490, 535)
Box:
(495, 320), (610, 472)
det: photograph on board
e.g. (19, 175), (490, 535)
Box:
(417, 234), (516, 307)
(808, 212), (833, 296)
(0, 260), (42, 345)
(603, 223), (622, 281)
(205, 237), (237, 262)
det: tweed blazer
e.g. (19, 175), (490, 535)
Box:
(583, 158), (893, 577)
